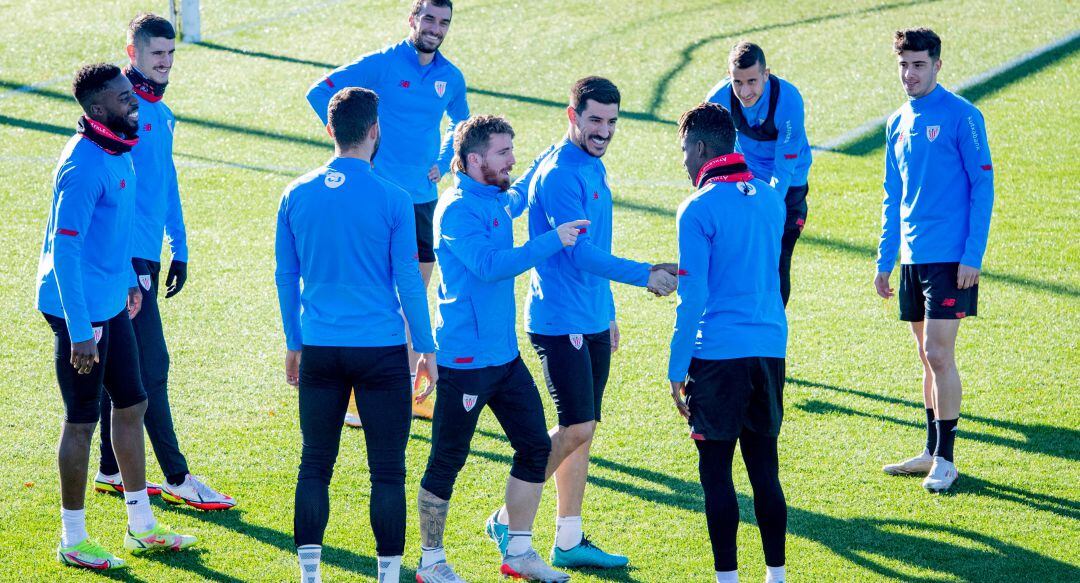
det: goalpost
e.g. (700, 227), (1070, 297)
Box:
(167, 0), (201, 43)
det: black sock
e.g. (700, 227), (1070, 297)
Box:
(933, 418), (958, 462)
(925, 408), (937, 454)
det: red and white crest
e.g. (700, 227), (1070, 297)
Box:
(93, 326), (103, 344)
(139, 274), (152, 291)
(569, 334), (583, 350)
(926, 125), (940, 142)
(462, 393), (478, 412)
(434, 81), (447, 97)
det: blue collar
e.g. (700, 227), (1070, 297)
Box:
(455, 171), (503, 199)
(327, 156), (373, 173)
(909, 84), (946, 111)
(557, 137), (599, 166)
(399, 39), (442, 71)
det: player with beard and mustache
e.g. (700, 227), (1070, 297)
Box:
(485, 77), (679, 571)
(413, 115), (586, 583)
(90, 13), (235, 513)
(307, 0), (467, 425)
(38, 63), (196, 571)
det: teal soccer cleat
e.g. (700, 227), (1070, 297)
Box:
(551, 534), (628, 569)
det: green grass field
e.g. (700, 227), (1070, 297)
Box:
(1, 1), (1078, 581)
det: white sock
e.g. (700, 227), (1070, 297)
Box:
(298, 544), (322, 583)
(419, 546), (446, 568)
(765, 565), (785, 582)
(507, 531), (532, 556)
(496, 505), (509, 525)
(123, 488), (156, 533)
(554, 515), (583, 550)
(377, 555), (401, 582)
(716, 569), (738, 583)
(61, 507), (88, 547)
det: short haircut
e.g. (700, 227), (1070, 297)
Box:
(72, 63), (123, 111)
(411, 0), (453, 17)
(678, 102), (737, 156)
(127, 13), (175, 47)
(570, 76), (620, 115)
(452, 115), (515, 173)
(729, 41), (766, 70)
(894, 28), (941, 60)
(327, 87), (379, 149)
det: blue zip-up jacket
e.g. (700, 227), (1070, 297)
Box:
(37, 134), (138, 343)
(306, 39), (469, 204)
(877, 85), (994, 272)
(705, 76), (812, 195)
(434, 173), (564, 369)
(129, 88), (187, 262)
(668, 177), (787, 382)
(525, 138), (652, 336)
(275, 156), (435, 353)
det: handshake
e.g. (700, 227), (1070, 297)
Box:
(648, 263), (679, 296)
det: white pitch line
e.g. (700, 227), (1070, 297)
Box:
(0, 0), (349, 101)
(813, 29), (1079, 152)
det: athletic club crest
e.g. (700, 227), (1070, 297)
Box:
(434, 81), (447, 97)
(462, 393), (478, 412)
(926, 125), (940, 142)
(139, 274), (152, 291)
(569, 334), (584, 350)
(93, 326), (103, 344)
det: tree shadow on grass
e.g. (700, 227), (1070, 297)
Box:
(789, 377), (1080, 464)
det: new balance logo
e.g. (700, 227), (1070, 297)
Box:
(400, 80), (411, 88)
(941, 298), (957, 307)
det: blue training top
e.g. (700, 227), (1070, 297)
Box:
(525, 138), (651, 336)
(668, 174), (787, 382)
(275, 156), (435, 353)
(128, 89), (187, 263)
(434, 172), (563, 369)
(705, 75), (812, 195)
(877, 84), (994, 272)
(306, 39), (469, 204)
(37, 134), (138, 343)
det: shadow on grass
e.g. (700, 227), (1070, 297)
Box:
(137, 548), (244, 583)
(789, 377), (1080, 464)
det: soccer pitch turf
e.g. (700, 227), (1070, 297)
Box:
(1, 0), (1078, 580)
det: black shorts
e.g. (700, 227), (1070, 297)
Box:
(684, 357), (785, 441)
(899, 262), (979, 322)
(414, 200), (437, 263)
(421, 357), (551, 499)
(44, 310), (147, 424)
(529, 331), (611, 426)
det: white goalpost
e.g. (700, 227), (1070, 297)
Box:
(168, 0), (201, 43)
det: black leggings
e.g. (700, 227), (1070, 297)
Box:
(696, 431), (786, 572)
(293, 344), (412, 556)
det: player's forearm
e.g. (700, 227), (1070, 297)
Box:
(466, 230), (562, 282)
(961, 178), (994, 269)
(568, 242), (651, 287)
(275, 281), (303, 351)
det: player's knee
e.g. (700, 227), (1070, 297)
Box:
(298, 448), (339, 483)
(562, 421), (596, 449)
(923, 343), (954, 370)
(369, 457), (407, 486)
(511, 438), (551, 482)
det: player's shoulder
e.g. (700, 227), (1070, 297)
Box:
(56, 135), (104, 184)
(939, 87), (983, 119)
(436, 52), (466, 82)
(281, 165), (325, 199)
(705, 78), (732, 103)
(773, 75), (805, 104)
(370, 171), (414, 207)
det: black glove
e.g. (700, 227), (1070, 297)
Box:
(165, 260), (187, 298)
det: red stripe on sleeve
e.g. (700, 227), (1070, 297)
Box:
(453, 357), (474, 364)
(981, 164), (992, 171)
(323, 77), (335, 88)
(677, 269), (688, 276)
(783, 154), (798, 160)
(57, 229), (78, 236)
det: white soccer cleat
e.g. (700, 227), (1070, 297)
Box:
(922, 457), (959, 492)
(502, 549), (570, 582)
(883, 450), (933, 476)
(161, 474), (236, 510)
(416, 560), (467, 583)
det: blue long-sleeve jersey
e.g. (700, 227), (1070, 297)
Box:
(877, 85), (994, 272)
(37, 134), (138, 343)
(129, 91), (187, 262)
(434, 173), (563, 369)
(525, 138), (652, 336)
(705, 76), (812, 195)
(306, 39), (469, 204)
(275, 156), (435, 353)
(668, 177), (787, 382)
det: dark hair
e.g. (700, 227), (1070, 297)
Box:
(128, 13), (176, 46)
(729, 41), (766, 70)
(894, 28), (941, 59)
(410, 0), (453, 17)
(570, 76), (620, 115)
(327, 87), (379, 149)
(72, 63), (123, 111)
(678, 102), (737, 156)
(452, 115), (515, 173)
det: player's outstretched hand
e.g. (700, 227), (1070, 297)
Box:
(874, 271), (894, 299)
(428, 165), (441, 183)
(957, 264), (980, 289)
(648, 267), (677, 296)
(670, 380), (690, 419)
(651, 263), (678, 275)
(165, 260), (187, 298)
(71, 339), (100, 375)
(556, 220), (590, 246)
(285, 349), (301, 386)
(127, 286), (143, 319)
(415, 352), (439, 402)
